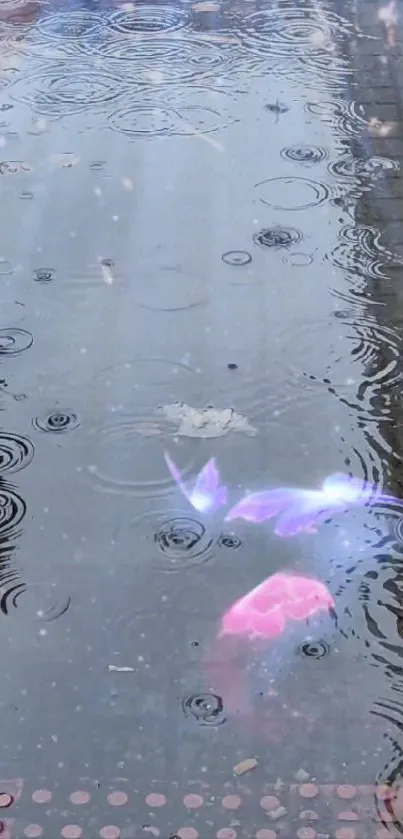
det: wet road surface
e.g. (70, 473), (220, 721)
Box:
(2, 0), (403, 834)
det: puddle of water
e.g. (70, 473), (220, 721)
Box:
(1, 0), (403, 829)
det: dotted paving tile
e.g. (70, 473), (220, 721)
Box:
(3, 778), (403, 837)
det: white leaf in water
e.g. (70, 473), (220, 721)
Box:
(108, 665), (135, 672)
(160, 402), (257, 438)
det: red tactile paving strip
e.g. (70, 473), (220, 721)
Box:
(2, 778), (403, 838)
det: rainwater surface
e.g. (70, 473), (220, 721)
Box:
(1, 0), (403, 833)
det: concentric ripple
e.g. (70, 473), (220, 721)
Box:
(281, 144), (328, 164)
(222, 250), (252, 266)
(253, 226), (302, 249)
(328, 154), (399, 180)
(154, 516), (214, 569)
(0, 581), (70, 620)
(108, 85), (234, 139)
(181, 693), (226, 725)
(89, 36), (231, 84)
(218, 533), (242, 550)
(283, 309), (403, 399)
(107, 4), (189, 34)
(116, 504), (217, 571)
(35, 10), (104, 40)
(255, 176), (330, 210)
(0, 328), (33, 355)
(236, 5), (356, 65)
(86, 415), (192, 497)
(0, 433), (34, 474)
(297, 639), (330, 659)
(0, 485), (26, 537)
(304, 100), (369, 138)
(33, 410), (80, 433)
(133, 269), (207, 312)
(11, 62), (124, 116)
(327, 224), (397, 280)
(33, 267), (55, 283)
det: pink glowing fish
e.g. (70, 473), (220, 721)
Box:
(218, 571), (335, 640)
(225, 472), (389, 536)
(205, 571), (335, 719)
(164, 451), (227, 514)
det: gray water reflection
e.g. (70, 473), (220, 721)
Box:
(1, 0), (403, 822)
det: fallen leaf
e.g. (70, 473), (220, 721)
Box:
(160, 402), (257, 438)
(108, 665), (135, 672)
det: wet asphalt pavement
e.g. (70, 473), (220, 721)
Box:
(2, 0), (403, 833)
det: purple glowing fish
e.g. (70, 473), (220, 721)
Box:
(164, 451), (227, 514)
(225, 472), (391, 536)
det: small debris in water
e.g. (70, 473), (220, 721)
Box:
(160, 403), (257, 438)
(264, 100), (289, 122)
(108, 665), (135, 672)
(51, 153), (80, 168)
(99, 258), (114, 285)
(227, 362), (238, 370)
(295, 768), (310, 782)
(233, 757), (258, 776)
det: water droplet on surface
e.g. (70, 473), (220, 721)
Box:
(218, 534), (242, 549)
(33, 410), (80, 433)
(222, 251), (252, 266)
(0, 433), (34, 474)
(253, 226), (302, 249)
(0, 328), (33, 355)
(281, 145), (327, 164)
(33, 268), (55, 283)
(297, 640), (330, 659)
(154, 517), (214, 569)
(181, 693), (226, 725)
